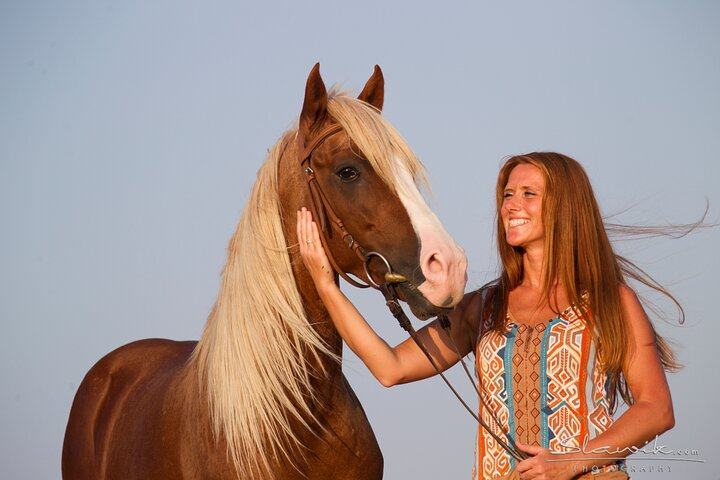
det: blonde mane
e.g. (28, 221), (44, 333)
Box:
(191, 90), (428, 479)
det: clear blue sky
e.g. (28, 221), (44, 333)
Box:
(1, 1), (718, 479)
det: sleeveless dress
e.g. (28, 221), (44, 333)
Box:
(472, 297), (626, 479)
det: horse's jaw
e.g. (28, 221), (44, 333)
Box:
(390, 281), (459, 321)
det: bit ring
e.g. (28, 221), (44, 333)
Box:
(363, 251), (392, 288)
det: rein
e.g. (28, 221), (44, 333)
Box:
(378, 284), (527, 462)
(297, 123), (527, 462)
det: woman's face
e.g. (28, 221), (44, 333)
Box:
(501, 163), (546, 252)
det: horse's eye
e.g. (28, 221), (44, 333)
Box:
(336, 166), (359, 183)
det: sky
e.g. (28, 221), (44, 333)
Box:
(1, 1), (719, 479)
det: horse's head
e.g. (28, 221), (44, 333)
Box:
(286, 64), (467, 320)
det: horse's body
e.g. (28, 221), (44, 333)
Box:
(64, 338), (380, 479)
(63, 65), (467, 479)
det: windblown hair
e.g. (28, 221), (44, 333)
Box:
(488, 152), (681, 409)
(191, 90), (427, 479)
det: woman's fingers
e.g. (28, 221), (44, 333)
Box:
(296, 208), (335, 287)
(300, 208), (308, 245)
(300, 209), (320, 249)
(298, 208), (313, 248)
(297, 209), (303, 247)
(297, 208), (322, 261)
(310, 215), (320, 245)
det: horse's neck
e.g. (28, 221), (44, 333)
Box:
(280, 140), (344, 364)
(292, 254), (344, 359)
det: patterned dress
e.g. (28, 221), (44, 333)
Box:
(473, 299), (624, 479)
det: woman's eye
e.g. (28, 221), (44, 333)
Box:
(337, 166), (359, 182)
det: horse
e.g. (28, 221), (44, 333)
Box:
(62, 64), (468, 480)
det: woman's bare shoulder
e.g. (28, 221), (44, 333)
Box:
(456, 287), (489, 315)
(450, 286), (496, 336)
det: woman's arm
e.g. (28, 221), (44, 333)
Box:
(297, 208), (480, 386)
(516, 284), (675, 479)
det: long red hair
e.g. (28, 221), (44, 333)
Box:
(487, 152), (679, 408)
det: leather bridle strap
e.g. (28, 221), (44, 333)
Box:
(297, 124), (374, 288)
(378, 284), (527, 462)
(436, 317), (526, 460)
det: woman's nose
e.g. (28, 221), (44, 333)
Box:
(504, 199), (520, 212)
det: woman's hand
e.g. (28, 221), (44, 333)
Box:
(514, 442), (577, 480)
(297, 208), (335, 290)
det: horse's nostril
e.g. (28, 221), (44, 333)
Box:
(424, 252), (446, 277)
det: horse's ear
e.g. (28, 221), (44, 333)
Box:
(358, 65), (384, 112)
(300, 63), (328, 137)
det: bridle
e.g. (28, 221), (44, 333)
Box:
(296, 122), (527, 462)
(296, 123), (405, 289)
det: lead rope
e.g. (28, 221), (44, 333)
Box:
(379, 284), (526, 462)
(437, 315), (526, 460)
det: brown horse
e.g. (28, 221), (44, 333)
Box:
(62, 64), (467, 480)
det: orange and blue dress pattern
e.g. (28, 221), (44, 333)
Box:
(472, 300), (623, 479)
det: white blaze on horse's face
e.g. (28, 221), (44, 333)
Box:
(393, 163), (468, 309)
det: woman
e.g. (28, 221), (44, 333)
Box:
(297, 152), (677, 480)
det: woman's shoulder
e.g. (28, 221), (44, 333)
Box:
(615, 284), (645, 322)
(618, 283), (639, 303)
(458, 284), (497, 312)
(448, 287), (492, 333)
(452, 284), (500, 338)
(617, 284), (654, 335)
(453, 289), (482, 317)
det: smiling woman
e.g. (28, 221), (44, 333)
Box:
(478, 152), (681, 479)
